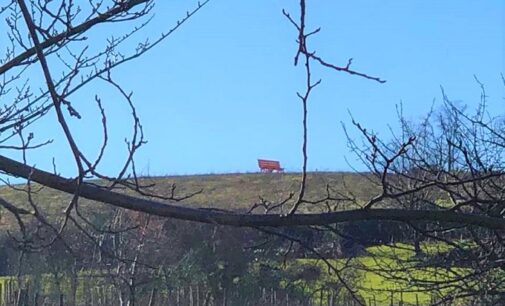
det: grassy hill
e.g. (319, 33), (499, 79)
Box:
(0, 172), (378, 229)
(0, 172), (497, 305)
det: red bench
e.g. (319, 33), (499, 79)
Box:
(258, 159), (284, 173)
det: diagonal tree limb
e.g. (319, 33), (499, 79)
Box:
(0, 0), (151, 75)
(0, 154), (504, 229)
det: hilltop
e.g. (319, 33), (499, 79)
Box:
(0, 172), (378, 229)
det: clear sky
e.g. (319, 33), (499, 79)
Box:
(6, 1), (505, 178)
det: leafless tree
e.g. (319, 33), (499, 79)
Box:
(0, 0), (504, 305)
(1, 1), (500, 234)
(338, 79), (505, 304)
(0, 1), (209, 304)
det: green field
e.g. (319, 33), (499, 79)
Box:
(0, 242), (477, 305)
(291, 241), (480, 305)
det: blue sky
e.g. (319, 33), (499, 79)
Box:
(8, 1), (505, 177)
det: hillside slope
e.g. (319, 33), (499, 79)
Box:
(0, 172), (378, 229)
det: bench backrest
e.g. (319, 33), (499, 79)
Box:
(258, 159), (282, 170)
